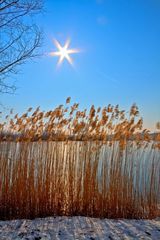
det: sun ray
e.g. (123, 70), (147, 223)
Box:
(53, 39), (62, 51)
(65, 54), (73, 65)
(64, 38), (70, 49)
(49, 51), (61, 56)
(57, 55), (65, 66)
(67, 49), (79, 54)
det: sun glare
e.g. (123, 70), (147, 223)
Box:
(49, 38), (79, 66)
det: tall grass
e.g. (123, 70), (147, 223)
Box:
(0, 98), (160, 220)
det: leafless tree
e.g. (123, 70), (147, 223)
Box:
(0, 0), (43, 94)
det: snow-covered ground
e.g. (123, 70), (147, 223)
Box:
(0, 216), (160, 240)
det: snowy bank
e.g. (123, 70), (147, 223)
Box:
(0, 216), (160, 240)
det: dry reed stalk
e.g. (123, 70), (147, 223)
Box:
(0, 98), (160, 220)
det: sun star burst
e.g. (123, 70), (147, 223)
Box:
(49, 39), (79, 66)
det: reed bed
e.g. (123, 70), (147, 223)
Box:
(0, 98), (160, 220)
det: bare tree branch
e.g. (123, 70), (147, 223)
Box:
(0, 0), (43, 94)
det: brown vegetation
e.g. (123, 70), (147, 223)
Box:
(0, 98), (160, 220)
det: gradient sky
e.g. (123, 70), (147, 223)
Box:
(1, 0), (160, 130)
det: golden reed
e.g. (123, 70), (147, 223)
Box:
(0, 98), (159, 219)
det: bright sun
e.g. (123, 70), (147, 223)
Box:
(49, 39), (79, 66)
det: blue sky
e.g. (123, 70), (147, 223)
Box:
(1, 0), (160, 130)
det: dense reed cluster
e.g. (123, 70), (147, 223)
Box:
(0, 98), (160, 220)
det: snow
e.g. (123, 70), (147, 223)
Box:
(0, 216), (160, 240)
